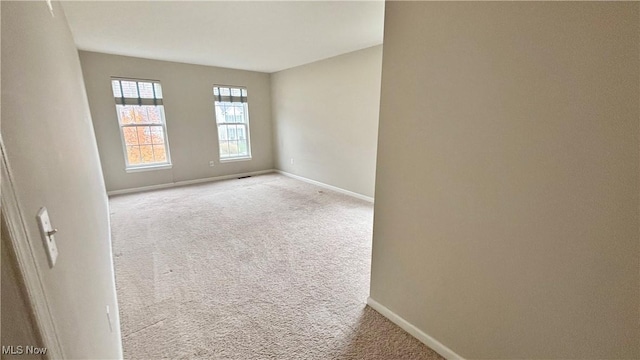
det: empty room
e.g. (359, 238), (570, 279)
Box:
(1, 1), (639, 360)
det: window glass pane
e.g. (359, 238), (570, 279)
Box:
(214, 104), (224, 124)
(126, 146), (141, 165)
(150, 126), (164, 144)
(238, 139), (248, 156)
(224, 103), (234, 122)
(227, 125), (233, 140)
(218, 125), (228, 140)
(138, 82), (154, 98)
(139, 145), (154, 162)
(219, 141), (230, 158)
(153, 83), (163, 99)
(122, 127), (139, 145)
(137, 126), (152, 145)
(114, 79), (170, 168)
(117, 105), (134, 125)
(145, 105), (162, 124)
(219, 103), (227, 122)
(114, 80), (162, 99)
(119, 105), (164, 125)
(132, 106), (149, 124)
(153, 145), (166, 162)
(214, 85), (250, 160)
(112, 80), (122, 98)
(214, 86), (246, 98)
(121, 81), (138, 98)
(237, 105), (245, 123)
(229, 140), (239, 156)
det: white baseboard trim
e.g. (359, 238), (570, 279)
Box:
(107, 169), (275, 196)
(367, 297), (464, 360)
(275, 170), (374, 203)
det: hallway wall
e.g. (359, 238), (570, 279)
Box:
(1, 1), (122, 357)
(371, 2), (639, 358)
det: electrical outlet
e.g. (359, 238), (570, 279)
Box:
(209, 161), (215, 167)
(290, 158), (294, 165)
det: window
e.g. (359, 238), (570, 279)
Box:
(213, 85), (251, 161)
(111, 78), (171, 171)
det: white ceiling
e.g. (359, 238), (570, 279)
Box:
(61, 1), (385, 73)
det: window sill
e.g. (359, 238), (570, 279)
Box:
(125, 164), (173, 173)
(219, 156), (252, 163)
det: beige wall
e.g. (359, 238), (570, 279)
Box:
(79, 51), (274, 192)
(371, 2), (639, 359)
(271, 46), (383, 198)
(1, 1), (122, 358)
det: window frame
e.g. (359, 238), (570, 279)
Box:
(111, 77), (173, 172)
(213, 85), (252, 162)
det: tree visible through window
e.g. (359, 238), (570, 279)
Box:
(214, 85), (251, 160)
(112, 79), (171, 170)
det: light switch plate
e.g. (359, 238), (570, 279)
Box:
(106, 305), (113, 333)
(45, 0), (54, 16)
(36, 207), (58, 268)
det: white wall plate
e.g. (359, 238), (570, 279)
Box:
(36, 207), (58, 268)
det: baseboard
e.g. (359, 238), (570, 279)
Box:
(366, 297), (464, 360)
(107, 169), (375, 203)
(107, 169), (275, 196)
(275, 170), (374, 203)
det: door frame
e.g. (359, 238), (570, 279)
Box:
(1, 134), (64, 359)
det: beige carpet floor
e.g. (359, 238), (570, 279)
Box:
(110, 173), (443, 359)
